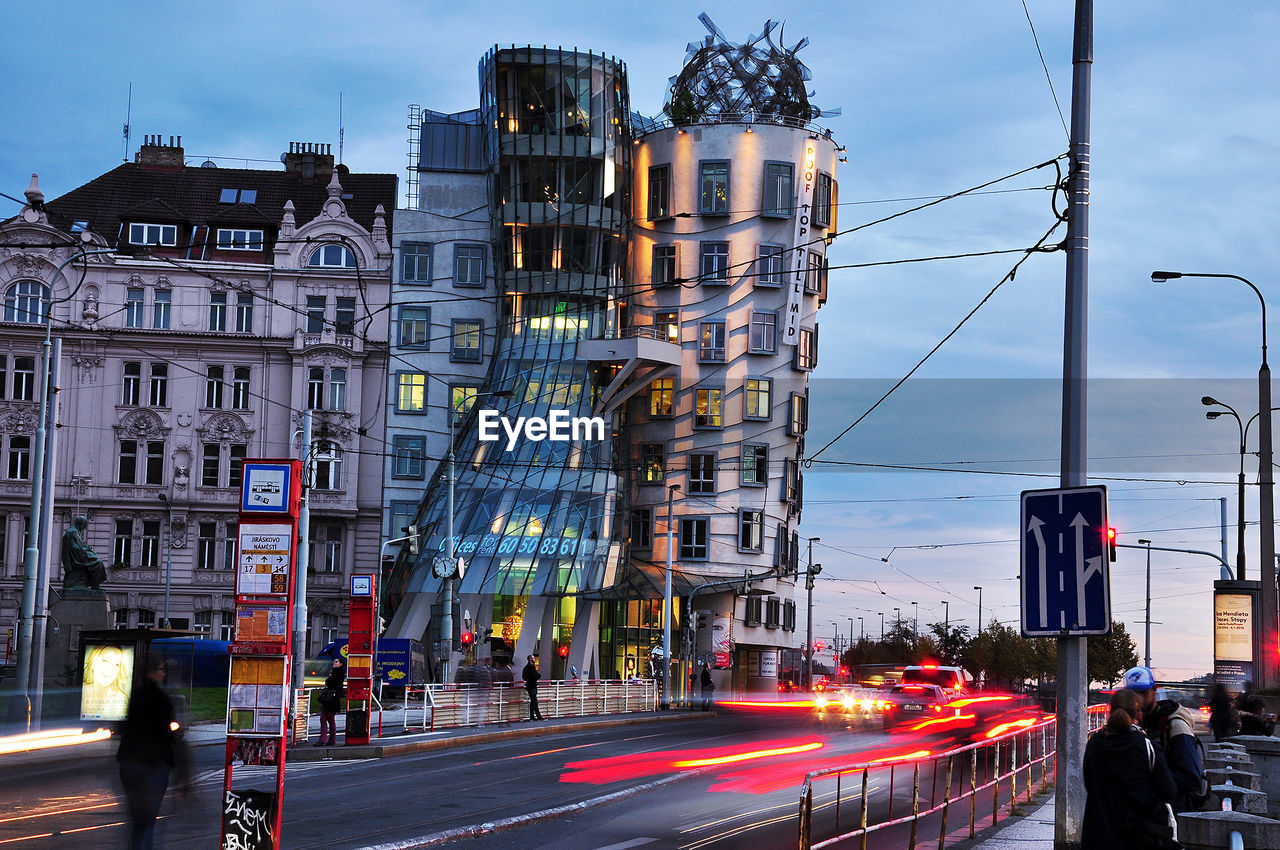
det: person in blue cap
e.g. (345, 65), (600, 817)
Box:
(1123, 665), (1205, 813)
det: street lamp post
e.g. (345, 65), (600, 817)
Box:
(879, 612), (884, 641)
(858, 616), (864, 641)
(158, 494), (174, 628)
(1203, 399), (1247, 580)
(805, 562), (821, 689)
(1154, 270), (1276, 688)
(911, 601), (918, 648)
(974, 586), (983, 636)
(662, 483), (680, 709)
(1138, 538), (1153, 667)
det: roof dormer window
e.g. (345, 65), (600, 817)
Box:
(216, 228), (264, 251)
(219, 188), (258, 204)
(129, 223), (177, 247)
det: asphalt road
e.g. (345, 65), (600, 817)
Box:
(0, 710), (1042, 848)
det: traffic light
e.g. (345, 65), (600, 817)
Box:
(558, 645), (569, 658)
(694, 610), (709, 630)
(459, 631), (475, 647)
(408, 524), (420, 555)
(1106, 527), (1117, 562)
(814, 640), (824, 653)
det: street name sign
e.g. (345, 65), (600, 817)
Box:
(1020, 485), (1112, 637)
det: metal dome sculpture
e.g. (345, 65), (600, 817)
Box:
(665, 14), (831, 124)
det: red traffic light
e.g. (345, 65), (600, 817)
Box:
(557, 645), (569, 658)
(459, 631), (474, 646)
(1106, 527), (1117, 562)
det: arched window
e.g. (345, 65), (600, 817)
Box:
(312, 441), (343, 490)
(4, 280), (48, 324)
(307, 244), (356, 269)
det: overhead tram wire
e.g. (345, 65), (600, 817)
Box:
(1021, 0), (1070, 143)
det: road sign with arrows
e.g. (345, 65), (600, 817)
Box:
(1020, 485), (1112, 637)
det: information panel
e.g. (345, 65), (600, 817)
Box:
(236, 524), (293, 597)
(227, 656), (287, 737)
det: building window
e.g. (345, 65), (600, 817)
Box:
(783, 457), (799, 503)
(197, 522), (217, 569)
(655, 311), (679, 344)
(739, 510), (764, 551)
(308, 244), (356, 268)
(118, 440), (138, 484)
(763, 162), (794, 217)
(114, 609), (128, 630)
(784, 599), (797, 631)
(766, 597), (781, 628)
(145, 441), (164, 485)
(699, 161), (729, 214)
(454, 245), (486, 286)
(396, 372), (427, 413)
(450, 384), (479, 429)
(630, 508), (653, 549)
(689, 453), (716, 494)
(398, 306), (431, 348)
(789, 392), (809, 436)
(126, 287), (145, 328)
(679, 517), (710, 560)
(4, 281), (47, 324)
(223, 524), (238, 571)
(402, 243), (431, 283)
(335, 297), (355, 335)
(745, 596), (763, 626)
(7, 436), (30, 479)
(749, 311), (777, 354)
(129, 223), (177, 247)
(307, 367), (325, 410)
(641, 444), (665, 483)
(319, 614), (340, 646)
(229, 445), (246, 490)
(312, 524), (344, 573)
(741, 444), (768, 486)
(699, 241), (730, 283)
(389, 501), (417, 539)
(756, 245), (784, 287)
(194, 611), (212, 635)
(805, 251), (825, 295)
(13, 357), (35, 400)
(219, 612), (235, 641)
(153, 289), (171, 329)
(648, 165), (671, 219)
(306, 296), (326, 333)
(814, 173), (834, 228)
(149, 363), (168, 406)
(205, 366), (225, 409)
(451, 320), (482, 363)
(795, 327), (818, 371)
(649, 378), (674, 418)
(235, 292), (254, 333)
(122, 362), (141, 406)
(208, 292), (227, 332)
(698, 321), (725, 363)
(392, 435), (426, 479)
(744, 378), (772, 420)
(141, 520), (161, 568)
(329, 368), (346, 412)
(694, 388), (722, 429)
(216, 229), (264, 251)
(205, 442), (224, 486)
(232, 367), (251, 410)
(312, 442), (342, 491)
(219, 188), (257, 204)
(652, 245), (677, 286)
(115, 519), (134, 568)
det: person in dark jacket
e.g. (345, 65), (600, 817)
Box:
(1209, 682), (1237, 741)
(1082, 688), (1178, 849)
(317, 658), (345, 746)
(117, 656), (176, 850)
(522, 654), (543, 720)
(1238, 695), (1276, 737)
(700, 664), (715, 711)
(1125, 664), (1203, 813)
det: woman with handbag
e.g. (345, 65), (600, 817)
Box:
(1082, 688), (1180, 849)
(317, 657), (345, 746)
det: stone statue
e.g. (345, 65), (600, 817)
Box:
(61, 516), (107, 593)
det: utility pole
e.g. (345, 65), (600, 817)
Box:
(1056, 1), (1093, 846)
(805, 563), (821, 689)
(291, 410), (312, 721)
(661, 484), (679, 709)
(1139, 539), (1152, 667)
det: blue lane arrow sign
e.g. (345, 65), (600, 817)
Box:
(1020, 485), (1111, 637)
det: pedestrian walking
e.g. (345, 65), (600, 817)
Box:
(1124, 665), (1207, 813)
(317, 657), (345, 746)
(700, 664), (715, 711)
(1082, 688), (1178, 849)
(1209, 682), (1237, 742)
(116, 656), (177, 850)
(522, 654), (543, 720)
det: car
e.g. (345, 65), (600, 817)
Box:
(881, 683), (952, 730)
(813, 685), (879, 728)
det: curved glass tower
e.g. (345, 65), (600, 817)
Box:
(386, 47), (633, 675)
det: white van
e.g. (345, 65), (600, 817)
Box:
(900, 665), (967, 699)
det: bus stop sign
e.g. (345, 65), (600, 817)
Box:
(1020, 485), (1111, 637)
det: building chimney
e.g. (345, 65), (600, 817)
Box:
(135, 134), (186, 169)
(281, 142), (335, 180)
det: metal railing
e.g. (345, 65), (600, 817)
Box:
(797, 705), (1108, 849)
(421, 678), (658, 731)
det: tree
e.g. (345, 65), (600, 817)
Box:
(927, 622), (971, 666)
(665, 88), (700, 125)
(1088, 621), (1139, 687)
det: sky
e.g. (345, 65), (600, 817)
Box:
(4, 1), (1280, 679)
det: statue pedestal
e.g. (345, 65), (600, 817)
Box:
(45, 594), (112, 686)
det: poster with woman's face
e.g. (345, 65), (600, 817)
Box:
(81, 643), (135, 721)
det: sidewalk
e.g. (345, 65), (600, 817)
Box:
(965, 796), (1055, 848)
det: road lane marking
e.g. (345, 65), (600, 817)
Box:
(593, 840), (657, 849)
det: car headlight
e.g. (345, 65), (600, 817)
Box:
(815, 696), (828, 709)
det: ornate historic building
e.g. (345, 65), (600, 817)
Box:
(0, 138), (394, 653)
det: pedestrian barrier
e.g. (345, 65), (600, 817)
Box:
(796, 704), (1108, 849)
(421, 679), (658, 731)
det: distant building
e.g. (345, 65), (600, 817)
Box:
(0, 137), (394, 651)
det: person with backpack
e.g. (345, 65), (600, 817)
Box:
(1082, 688), (1179, 848)
(1124, 665), (1208, 813)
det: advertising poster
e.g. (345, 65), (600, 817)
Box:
(81, 643), (135, 721)
(1214, 592), (1253, 690)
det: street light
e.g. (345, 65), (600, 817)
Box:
(1154, 270), (1276, 688)
(974, 586), (983, 636)
(158, 494), (174, 629)
(879, 612), (884, 640)
(1203, 398), (1247, 580)
(805, 561), (821, 689)
(911, 601), (918, 648)
(662, 483), (680, 709)
(1138, 539), (1153, 667)
(857, 616), (864, 641)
